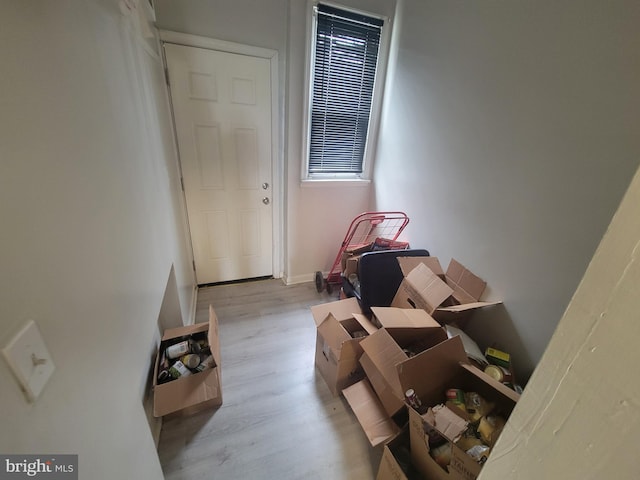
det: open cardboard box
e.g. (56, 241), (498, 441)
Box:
(310, 297), (378, 396)
(153, 305), (222, 417)
(376, 426), (421, 480)
(340, 242), (375, 273)
(362, 307), (448, 417)
(397, 336), (520, 480)
(392, 257), (501, 325)
(342, 307), (447, 446)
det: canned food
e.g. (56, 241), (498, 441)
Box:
(446, 388), (465, 407)
(157, 369), (171, 384)
(466, 444), (490, 465)
(168, 360), (192, 379)
(195, 355), (216, 372)
(181, 354), (201, 369)
(478, 415), (506, 445)
(484, 364), (513, 384)
(166, 341), (190, 359)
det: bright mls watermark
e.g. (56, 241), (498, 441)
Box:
(0, 455), (77, 479)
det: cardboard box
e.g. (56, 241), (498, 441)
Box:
(310, 298), (378, 396)
(340, 242), (374, 272)
(392, 258), (501, 324)
(343, 255), (361, 278)
(393, 261), (453, 314)
(153, 305), (222, 417)
(376, 427), (421, 480)
(343, 307), (448, 446)
(361, 307), (447, 417)
(397, 336), (519, 480)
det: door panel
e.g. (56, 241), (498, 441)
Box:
(165, 43), (273, 284)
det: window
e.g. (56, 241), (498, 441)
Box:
(304, 3), (386, 180)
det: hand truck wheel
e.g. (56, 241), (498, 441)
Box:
(326, 282), (333, 295)
(314, 271), (325, 293)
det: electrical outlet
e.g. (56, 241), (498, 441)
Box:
(2, 320), (55, 402)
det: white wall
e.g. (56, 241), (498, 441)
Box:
(482, 164), (640, 479)
(0, 0), (195, 477)
(154, 0), (288, 51)
(374, 0), (640, 378)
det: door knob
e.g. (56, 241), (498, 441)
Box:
(262, 182), (269, 190)
(262, 197), (270, 205)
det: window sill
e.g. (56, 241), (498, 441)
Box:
(301, 178), (372, 188)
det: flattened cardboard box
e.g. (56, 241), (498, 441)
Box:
(392, 257), (501, 323)
(311, 297), (377, 396)
(153, 305), (222, 417)
(397, 336), (519, 480)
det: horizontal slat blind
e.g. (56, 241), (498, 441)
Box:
(309, 4), (383, 175)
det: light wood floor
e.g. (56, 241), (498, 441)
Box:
(157, 279), (383, 480)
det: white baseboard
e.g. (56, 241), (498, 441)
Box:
(284, 272), (326, 286)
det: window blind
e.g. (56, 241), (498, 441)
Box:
(309, 4), (383, 175)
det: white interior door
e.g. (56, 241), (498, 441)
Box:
(165, 43), (273, 284)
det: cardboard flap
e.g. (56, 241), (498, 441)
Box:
(310, 297), (362, 327)
(162, 320), (208, 341)
(153, 368), (220, 417)
(208, 305), (221, 367)
(377, 429), (411, 480)
(353, 313), (379, 335)
(434, 301), (502, 325)
(445, 259), (487, 304)
(436, 301), (501, 313)
(371, 306), (441, 329)
(360, 329), (408, 398)
(396, 336), (468, 407)
(406, 263), (453, 310)
(343, 379), (401, 447)
(458, 363), (521, 403)
(338, 338), (363, 361)
(317, 314), (352, 360)
(360, 351), (406, 418)
(429, 404), (469, 442)
(397, 256), (445, 279)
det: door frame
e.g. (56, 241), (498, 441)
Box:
(159, 30), (283, 281)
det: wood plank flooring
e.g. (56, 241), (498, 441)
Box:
(157, 279), (383, 480)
